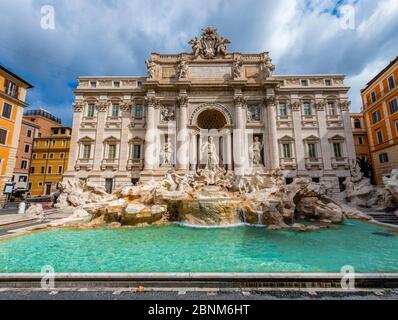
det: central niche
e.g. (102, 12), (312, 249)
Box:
(197, 109), (227, 129)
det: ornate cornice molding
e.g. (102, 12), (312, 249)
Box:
(120, 101), (133, 112)
(73, 102), (84, 112)
(340, 100), (351, 111)
(177, 95), (188, 108)
(291, 101), (301, 111)
(263, 96), (276, 107)
(145, 96), (160, 109)
(233, 95), (247, 108)
(96, 102), (108, 112)
(315, 101), (327, 111)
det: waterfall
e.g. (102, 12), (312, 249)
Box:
(257, 211), (264, 225)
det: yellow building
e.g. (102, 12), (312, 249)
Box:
(29, 127), (71, 196)
(0, 65), (33, 202)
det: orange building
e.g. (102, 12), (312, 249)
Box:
(0, 65), (33, 203)
(361, 57), (398, 184)
(12, 109), (62, 197)
(350, 113), (371, 161)
(12, 119), (40, 196)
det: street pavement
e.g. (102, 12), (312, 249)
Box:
(0, 289), (397, 300)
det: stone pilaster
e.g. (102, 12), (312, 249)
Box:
(265, 96), (279, 170)
(144, 95), (159, 170)
(190, 131), (197, 171)
(291, 101), (306, 172)
(340, 100), (356, 161)
(119, 101), (133, 171)
(316, 100), (332, 170)
(233, 94), (247, 174)
(176, 94), (189, 171)
(65, 102), (84, 177)
(93, 101), (108, 171)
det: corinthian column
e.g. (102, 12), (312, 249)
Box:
(64, 102), (84, 178)
(265, 96), (279, 169)
(144, 96), (159, 170)
(176, 94), (189, 171)
(341, 100), (356, 161)
(119, 101), (132, 171)
(233, 95), (247, 174)
(93, 101), (108, 171)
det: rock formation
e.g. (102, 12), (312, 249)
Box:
(55, 166), (380, 231)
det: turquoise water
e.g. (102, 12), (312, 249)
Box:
(1, 220), (398, 273)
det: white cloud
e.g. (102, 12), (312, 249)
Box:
(0, 0), (397, 123)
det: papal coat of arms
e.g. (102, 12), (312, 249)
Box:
(189, 27), (230, 59)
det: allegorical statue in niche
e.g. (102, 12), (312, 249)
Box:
(262, 58), (275, 78)
(232, 57), (243, 79)
(145, 59), (156, 79)
(161, 138), (173, 165)
(249, 137), (263, 166)
(177, 59), (189, 80)
(160, 106), (175, 122)
(201, 136), (219, 171)
(189, 37), (202, 58)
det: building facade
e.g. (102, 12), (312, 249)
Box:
(350, 113), (371, 161)
(29, 127), (71, 196)
(12, 119), (40, 195)
(65, 28), (355, 194)
(0, 65), (33, 202)
(12, 109), (63, 197)
(361, 57), (398, 184)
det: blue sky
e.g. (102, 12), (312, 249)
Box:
(0, 0), (397, 126)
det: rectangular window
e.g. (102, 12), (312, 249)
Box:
(328, 102), (337, 116)
(0, 129), (7, 144)
(18, 176), (27, 183)
(358, 137), (363, 145)
(111, 104), (119, 117)
(376, 129), (384, 144)
(371, 91), (377, 103)
(30, 167), (35, 174)
(303, 102), (311, 116)
(282, 144), (291, 158)
(108, 144), (117, 159)
(41, 166), (45, 174)
(90, 81), (97, 88)
(49, 153), (54, 159)
(372, 110), (381, 124)
(134, 105), (144, 119)
(279, 103), (287, 117)
(52, 140), (56, 146)
(87, 103), (95, 118)
(60, 152), (65, 159)
(21, 160), (28, 169)
(379, 153), (389, 163)
(24, 144), (30, 153)
(333, 143), (342, 159)
(388, 75), (395, 90)
(113, 81), (120, 88)
(28, 182), (32, 190)
(2, 103), (12, 119)
(308, 143), (317, 159)
(390, 99), (398, 114)
(26, 129), (32, 138)
(53, 129), (59, 135)
(42, 153), (47, 159)
(301, 80), (308, 86)
(45, 140), (49, 146)
(133, 145), (141, 159)
(58, 166), (63, 174)
(325, 79), (332, 86)
(62, 139), (66, 146)
(6, 80), (18, 98)
(82, 144), (91, 159)
(61, 128), (66, 134)
(48, 166), (52, 174)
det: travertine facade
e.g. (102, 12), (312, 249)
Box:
(65, 27), (355, 194)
